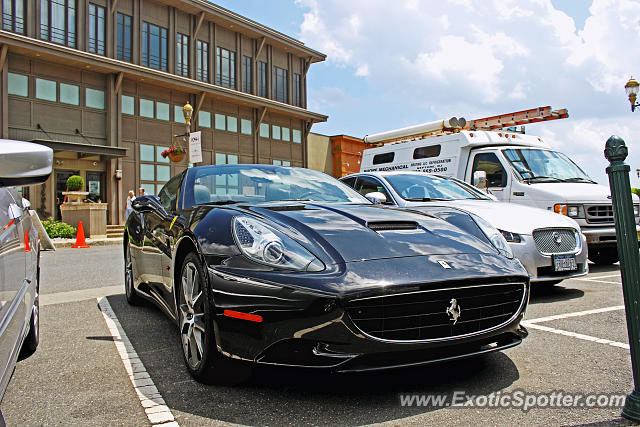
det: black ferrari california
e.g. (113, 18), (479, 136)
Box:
(124, 164), (529, 383)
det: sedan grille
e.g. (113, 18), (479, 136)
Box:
(344, 282), (526, 342)
(585, 204), (614, 224)
(532, 228), (577, 254)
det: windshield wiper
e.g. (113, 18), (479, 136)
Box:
(404, 197), (450, 201)
(523, 175), (563, 183)
(206, 200), (240, 205)
(555, 177), (597, 184)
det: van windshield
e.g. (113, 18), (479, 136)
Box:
(385, 174), (492, 201)
(502, 148), (595, 183)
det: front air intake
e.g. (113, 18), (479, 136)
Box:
(367, 221), (418, 231)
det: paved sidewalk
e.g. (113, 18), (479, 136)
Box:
(51, 236), (123, 248)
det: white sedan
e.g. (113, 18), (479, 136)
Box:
(340, 171), (588, 284)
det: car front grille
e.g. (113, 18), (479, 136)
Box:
(585, 204), (614, 224)
(532, 228), (577, 254)
(344, 282), (526, 342)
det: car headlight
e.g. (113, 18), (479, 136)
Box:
(554, 204), (581, 218)
(232, 216), (325, 272)
(499, 229), (522, 243)
(470, 214), (514, 259)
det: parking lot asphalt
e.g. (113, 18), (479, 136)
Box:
(1, 246), (637, 426)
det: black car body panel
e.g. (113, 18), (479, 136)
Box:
(125, 165), (529, 373)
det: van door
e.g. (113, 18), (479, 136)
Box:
(467, 151), (511, 202)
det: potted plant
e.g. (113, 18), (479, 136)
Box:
(62, 175), (89, 204)
(161, 147), (186, 162)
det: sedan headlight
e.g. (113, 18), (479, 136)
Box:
(499, 229), (522, 243)
(233, 216), (325, 272)
(470, 214), (514, 259)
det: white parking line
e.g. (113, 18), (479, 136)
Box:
(575, 273), (621, 284)
(524, 305), (625, 324)
(522, 305), (629, 350)
(523, 323), (629, 350)
(41, 286), (123, 306)
(97, 297), (179, 427)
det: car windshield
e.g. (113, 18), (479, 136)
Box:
(185, 165), (369, 207)
(385, 174), (491, 201)
(502, 148), (595, 183)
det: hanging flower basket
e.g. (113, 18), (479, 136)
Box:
(161, 147), (186, 163)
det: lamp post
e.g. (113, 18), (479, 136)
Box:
(625, 77), (640, 112)
(182, 101), (193, 166)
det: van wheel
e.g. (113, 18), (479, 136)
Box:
(588, 247), (619, 265)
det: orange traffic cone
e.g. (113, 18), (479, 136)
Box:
(24, 230), (30, 252)
(72, 221), (90, 248)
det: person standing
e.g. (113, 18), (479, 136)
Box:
(139, 187), (146, 197)
(126, 190), (135, 219)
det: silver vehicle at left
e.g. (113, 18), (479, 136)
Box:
(0, 140), (52, 407)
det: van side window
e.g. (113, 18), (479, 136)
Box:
(355, 176), (392, 203)
(472, 153), (507, 187)
(413, 145), (441, 159)
(340, 177), (356, 188)
(372, 152), (394, 165)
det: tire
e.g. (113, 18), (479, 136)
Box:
(19, 254), (39, 361)
(124, 242), (143, 305)
(178, 252), (252, 385)
(588, 247), (619, 265)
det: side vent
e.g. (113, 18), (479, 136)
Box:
(367, 221), (419, 231)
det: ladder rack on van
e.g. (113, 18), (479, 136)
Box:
(467, 106), (568, 131)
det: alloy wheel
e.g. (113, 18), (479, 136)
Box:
(179, 261), (206, 370)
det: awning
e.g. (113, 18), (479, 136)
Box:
(30, 139), (127, 159)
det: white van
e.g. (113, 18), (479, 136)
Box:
(361, 129), (640, 265)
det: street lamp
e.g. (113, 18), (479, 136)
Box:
(625, 77), (640, 112)
(182, 101), (193, 131)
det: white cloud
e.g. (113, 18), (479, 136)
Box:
(355, 64), (369, 77)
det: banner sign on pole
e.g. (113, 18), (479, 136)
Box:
(189, 131), (202, 163)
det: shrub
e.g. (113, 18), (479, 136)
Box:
(42, 217), (76, 239)
(66, 175), (84, 191)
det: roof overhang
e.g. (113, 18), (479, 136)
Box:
(0, 32), (328, 124)
(31, 139), (127, 159)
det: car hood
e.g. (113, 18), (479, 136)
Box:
(524, 182), (630, 203)
(241, 203), (499, 263)
(404, 199), (580, 235)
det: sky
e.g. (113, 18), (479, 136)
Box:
(212, 0), (640, 185)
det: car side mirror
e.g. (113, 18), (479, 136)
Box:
(473, 171), (487, 189)
(132, 195), (167, 215)
(22, 197), (31, 209)
(0, 141), (53, 187)
(365, 192), (387, 205)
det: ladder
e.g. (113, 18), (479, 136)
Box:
(467, 106), (568, 131)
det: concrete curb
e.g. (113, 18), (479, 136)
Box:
(51, 237), (123, 248)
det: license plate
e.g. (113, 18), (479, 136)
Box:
(553, 254), (577, 272)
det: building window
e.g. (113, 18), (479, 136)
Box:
(257, 61), (267, 98)
(293, 73), (302, 107)
(85, 88), (104, 109)
(272, 125), (281, 140)
(60, 83), (79, 105)
(35, 78), (57, 101)
(88, 3), (105, 55)
(174, 105), (185, 123)
(292, 129), (302, 143)
(273, 160), (290, 166)
(214, 113), (225, 130)
(116, 13), (131, 62)
(140, 99), (154, 118)
(215, 153), (238, 164)
(281, 127), (290, 141)
(156, 102), (169, 121)
(140, 144), (171, 195)
(121, 95), (134, 115)
(216, 47), (235, 89)
(40, 0), (76, 47)
(176, 33), (189, 77)
(196, 40), (208, 82)
(7, 72), (28, 96)
(2, 0), (25, 33)
(273, 66), (288, 103)
(198, 111), (211, 128)
(242, 55), (252, 93)
(259, 123), (269, 138)
(241, 118), (252, 135)
(142, 21), (167, 71)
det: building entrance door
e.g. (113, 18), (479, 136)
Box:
(55, 170), (80, 220)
